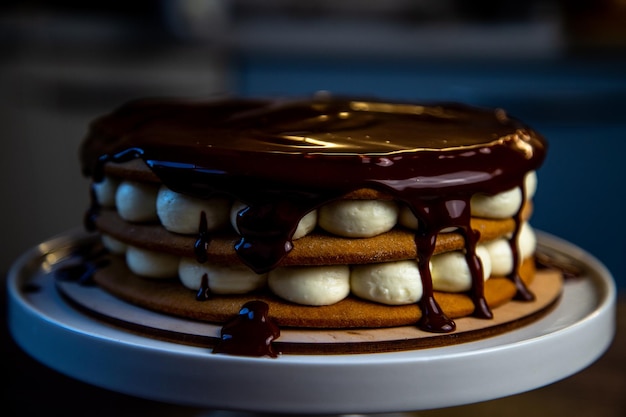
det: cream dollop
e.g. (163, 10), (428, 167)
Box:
(268, 265), (351, 306)
(125, 245), (179, 279)
(115, 181), (159, 222)
(483, 222), (536, 276)
(430, 245), (492, 293)
(101, 234), (127, 254)
(156, 186), (230, 234)
(471, 187), (522, 219)
(178, 258), (267, 294)
(318, 199), (399, 238)
(121, 224), (535, 304)
(524, 170), (538, 199)
(351, 260), (423, 305)
(93, 176), (119, 208)
(470, 171), (537, 219)
(112, 170), (537, 239)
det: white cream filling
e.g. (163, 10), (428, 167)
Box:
(470, 171), (537, 219)
(398, 205), (457, 233)
(483, 222), (536, 276)
(125, 245), (179, 279)
(121, 226), (534, 306)
(157, 186), (230, 234)
(178, 258), (267, 294)
(292, 210), (318, 239)
(100, 171), (539, 305)
(229, 200), (247, 234)
(471, 187), (522, 219)
(101, 233), (127, 254)
(351, 260), (423, 305)
(524, 171), (538, 200)
(93, 176), (119, 208)
(115, 181), (159, 222)
(398, 172), (536, 229)
(268, 265), (351, 306)
(318, 199), (399, 238)
(100, 170), (537, 240)
(398, 205), (419, 230)
(430, 245), (492, 293)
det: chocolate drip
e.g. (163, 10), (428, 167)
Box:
(415, 231), (456, 333)
(80, 97), (547, 333)
(234, 202), (296, 274)
(411, 195), (491, 328)
(509, 185), (535, 301)
(234, 196), (330, 273)
(212, 300), (280, 357)
(462, 227), (493, 319)
(194, 211), (210, 263)
(196, 273), (211, 301)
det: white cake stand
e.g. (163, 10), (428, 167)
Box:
(7, 229), (616, 415)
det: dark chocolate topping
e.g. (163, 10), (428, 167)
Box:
(212, 300), (281, 357)
(80, 95), (547, 333)
(81, 97), (544, 194)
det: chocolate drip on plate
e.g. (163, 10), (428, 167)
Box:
(213, 300), (281, 357)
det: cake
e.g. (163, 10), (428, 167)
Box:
(77, 94), (551, 355)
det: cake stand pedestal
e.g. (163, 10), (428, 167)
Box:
(7, 229), (616, 415)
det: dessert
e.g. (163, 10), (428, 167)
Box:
(78, 94), (550, 351)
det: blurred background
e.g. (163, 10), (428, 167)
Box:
(1, 1), (625, 416)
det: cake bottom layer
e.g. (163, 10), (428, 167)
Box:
(91, 255), (542, 328)
(58, 263), (562, 354)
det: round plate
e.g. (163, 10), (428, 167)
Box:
(7, 229), (616, 414)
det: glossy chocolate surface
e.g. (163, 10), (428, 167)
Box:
(81, 96), (547, 333)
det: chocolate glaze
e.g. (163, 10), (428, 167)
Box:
(80, 96), (547, 333)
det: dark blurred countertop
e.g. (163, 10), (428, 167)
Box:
(2, 275), (624, 416)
